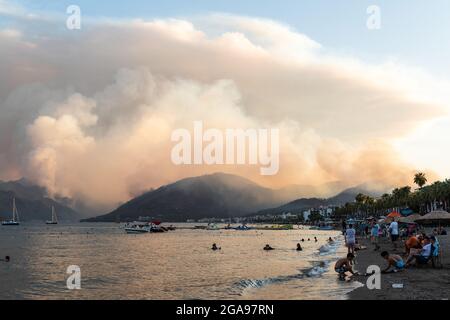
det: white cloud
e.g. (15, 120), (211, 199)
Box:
(0, 13), (448, 210)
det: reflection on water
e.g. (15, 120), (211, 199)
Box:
(0, 223), (359, 299)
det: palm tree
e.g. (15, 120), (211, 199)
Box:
(414, 172), (427, 189)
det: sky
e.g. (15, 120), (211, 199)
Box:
(1, 0), (449, 210)
(6, 0), (450, 75)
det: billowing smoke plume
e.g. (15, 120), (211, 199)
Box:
(0, 13), (446, 212)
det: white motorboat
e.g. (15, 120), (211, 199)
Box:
(124, 222), (152, 234)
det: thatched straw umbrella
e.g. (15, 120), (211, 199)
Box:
(398, 214), (421, 224)
(415, 211), (450, 226)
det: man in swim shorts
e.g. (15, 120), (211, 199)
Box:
(335, 253), (358, 280)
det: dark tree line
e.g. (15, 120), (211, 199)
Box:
(333, 173), (450, 219)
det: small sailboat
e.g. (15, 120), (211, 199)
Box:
(46, 206), (58, 225)
(2, 198), (20, 226)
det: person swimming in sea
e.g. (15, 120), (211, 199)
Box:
(296, 243), (303, 251)
(211, 243), (221, 251)
(1, 256), (10, 262)
(264, 244), (274, 251)
(301, 238), (305, 242)
(314, 237), (318, 243)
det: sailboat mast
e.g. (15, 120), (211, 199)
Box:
(12, 197), (18, 222)
(52, 206), (58, 223)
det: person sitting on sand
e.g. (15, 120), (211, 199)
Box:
(0, 256), (10, 262)
(211, 243), (221, 251)
(354, 239), (367, 251)
(404, 235), (422, 255)
(345, 224), (356, 254)
(296, 243), (303, 251)
(335, 253), (358, 280)
(264, 244), (274, 251)
(380, 251), (405, 273)
(405, 236), (432, 267)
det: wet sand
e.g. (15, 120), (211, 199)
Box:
(348, 234), (450, 300)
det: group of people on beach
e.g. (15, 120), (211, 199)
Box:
(335, 218), (444, 281)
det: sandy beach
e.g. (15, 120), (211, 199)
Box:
(348, 232), (450, 300)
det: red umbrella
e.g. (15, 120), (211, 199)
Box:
(387, 211), (401, 218)
(152, 220), (161, 225)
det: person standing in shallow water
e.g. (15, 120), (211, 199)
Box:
(342, 220), (347, 235)
(296, 243), (303, 251)
(345, 224), (356, 254)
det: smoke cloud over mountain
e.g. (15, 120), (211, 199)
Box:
(0, 12), (446, 211)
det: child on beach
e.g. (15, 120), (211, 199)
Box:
(380, 251), (405, 273)
(335, 253), (358, 281)
(389, 219), (399, 249)
(345, 224), (356, 254)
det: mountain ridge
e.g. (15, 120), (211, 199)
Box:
(84, 173), (381, 222)
(0, 179), (81, 221)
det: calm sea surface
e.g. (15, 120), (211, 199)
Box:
(0, 223), (360, 300)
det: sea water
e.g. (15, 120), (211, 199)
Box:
(0, 223), (360, 299)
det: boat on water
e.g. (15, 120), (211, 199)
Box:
(46, 206), (58, 225)
(1, 198), (20, 226)
(124, 221), (165, 234)
(233, 224), (253, 231)
(265, 224), (293, 230)
(206, 223), (219, 230)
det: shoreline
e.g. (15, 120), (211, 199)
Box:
(346, 234), (449, 300)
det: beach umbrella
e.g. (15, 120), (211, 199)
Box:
(398, 214), (421, 224)
(387, 211), (401, 218)
(415, 211), (450, 225)
(400, 208), (414, 216)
